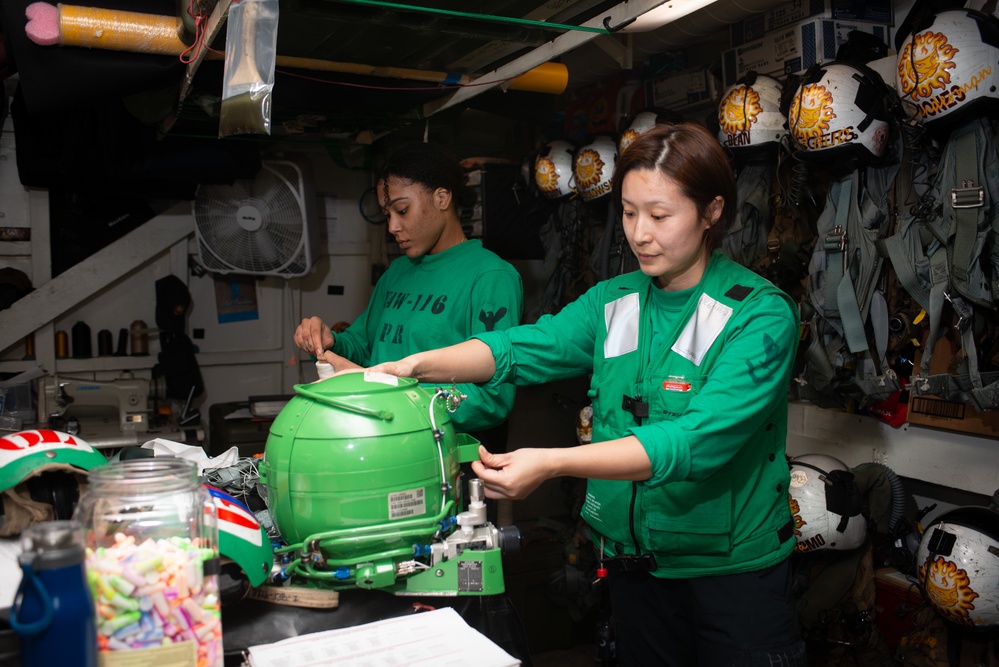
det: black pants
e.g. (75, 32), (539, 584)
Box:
(608, 558), (806, 667)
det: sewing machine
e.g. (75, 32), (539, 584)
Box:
(41, 376), (152, 434)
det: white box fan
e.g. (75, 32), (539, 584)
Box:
(193, 159), (319, 278)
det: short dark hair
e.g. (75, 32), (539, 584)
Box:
(377, 143), (477, 208)
(612, 122), (736, 250)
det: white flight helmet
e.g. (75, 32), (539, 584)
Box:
(573, 134), (617, 202)
(717, 72), (788, 157)
(534, 139), (577, 200)
(787, 62), (894, 166)
(618, 108), (682, 154)
(916, 506), (999, 629)
(788, 454), (868, 553)
(619, 110), (657, 155)
(895, 9), (999, 129)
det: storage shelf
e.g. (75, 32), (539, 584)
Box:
(0, 360), (39, 375)
(53, 356), (157, 374)
(0, 241), (31, 257)
(0, 356), (156, 376)
(196, 349), (284, 367)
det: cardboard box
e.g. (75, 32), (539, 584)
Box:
(907, 334), (999, 437)
(645, 67), (719, 111)
(730, 0), (894, 45)
(722, 19), (893, 87)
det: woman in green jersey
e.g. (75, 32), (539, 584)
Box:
(294, 142), (523, 434)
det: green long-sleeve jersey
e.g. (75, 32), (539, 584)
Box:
(475, 252), (800, 577)
(334, 239), (523, 432)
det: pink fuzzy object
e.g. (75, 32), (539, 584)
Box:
(25, 2), (60, 46)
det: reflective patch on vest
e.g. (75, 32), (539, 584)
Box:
(671, 293), (733, 366)
(604, 291), (640, 358)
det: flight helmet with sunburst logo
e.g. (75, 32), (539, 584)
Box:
(788, 454), (869, 553)
(533, 139), (577, 200)
(716, 72), (787, 158)
(787, 62), (894, 167)
(618, 108), (683, 155)
(916, 506), (999, 629)
(573, 134), (618, 202)
(895, 9), (999, 130)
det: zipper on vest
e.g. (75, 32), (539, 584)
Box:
(628, 481), (640, 550)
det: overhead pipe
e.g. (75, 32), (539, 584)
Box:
(23, 2), (569, 94)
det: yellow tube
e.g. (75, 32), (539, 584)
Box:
(58, 4), (185, 55)
(506, 61), (568, 94)
(53, 4), (568, 94)
(272, 56), (569, 95)
(273, 56), (452, 83)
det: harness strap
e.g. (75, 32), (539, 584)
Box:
(856, 370), (901, 401)
(921, 249), (951, 375)
(949, 130), (984, 292)
(800, 325), (837, 395)
(913, 370), (999, 410)
(823, 179), (852, 319)
(726, 164), (774, 268)
(878, 233), (930, 312)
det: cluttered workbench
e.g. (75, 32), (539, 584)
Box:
(220, 588), (529, 666)
(0, 371), (534, 666)
(1, 556), (531, 667)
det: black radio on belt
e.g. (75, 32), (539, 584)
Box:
(604, 553), (658, 573)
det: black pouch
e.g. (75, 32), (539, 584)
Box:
(604, 554), (658, 573)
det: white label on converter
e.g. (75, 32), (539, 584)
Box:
(388, 487), (426, 519)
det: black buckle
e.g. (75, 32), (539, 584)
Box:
(951, 182), (984, 209)
(622, 395), (649, 421)
(766, 238), (781, 260)
(824, 224), (847, 252)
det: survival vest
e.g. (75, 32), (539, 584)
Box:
(880, 116), (999, 410)
(797, 151), (903, 407)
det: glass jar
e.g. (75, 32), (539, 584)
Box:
(73, 458), (222, 666)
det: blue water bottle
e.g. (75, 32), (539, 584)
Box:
(10, 520), (97, 667)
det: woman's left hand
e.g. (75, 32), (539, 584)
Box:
(471, 445), (554, 500)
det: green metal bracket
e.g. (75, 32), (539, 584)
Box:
(398, 548), (505, 596)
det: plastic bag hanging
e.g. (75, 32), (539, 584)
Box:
(219, 0), (279, 137)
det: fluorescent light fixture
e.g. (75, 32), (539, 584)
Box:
(619, 0), (722, 32)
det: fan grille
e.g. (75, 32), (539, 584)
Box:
(194, 161), (315, 276)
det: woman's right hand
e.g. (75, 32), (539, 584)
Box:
(471, 445), (553, 500)
(294, 316), (335, 357)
